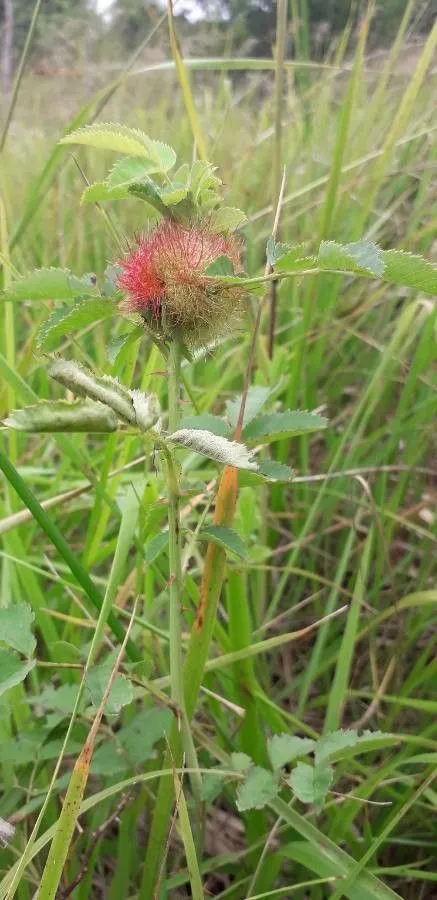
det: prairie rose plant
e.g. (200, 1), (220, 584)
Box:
(2, 123), (437, 900)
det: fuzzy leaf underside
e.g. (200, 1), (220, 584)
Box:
(48, 359), (160, 431)
(4, 400), (119, 433)
(167, 428), (258, 471)
(243, 410), (328, 444)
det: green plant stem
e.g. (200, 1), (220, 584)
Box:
(166, 340), (184, 712)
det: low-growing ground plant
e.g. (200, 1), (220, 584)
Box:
(1, 118), (437, 899)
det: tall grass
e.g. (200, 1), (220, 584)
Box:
(1, 6), (437, 899)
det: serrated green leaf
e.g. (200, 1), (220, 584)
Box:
(167, 429), (258, 471)
(199, 525), (248, 560)
(318, 240), (385, 277)
(6, 268), (97, 301)
(201, 773), (226, 803)
(236, 766), (279, 811)
(144, 531), (168, 565)
(161, 184), (188, 206)
(204, 255), (235, 277)
(230, 752), (253, 772)
(243, 410), (328, 444)
(274, 252), (317, 274)
(118, 706), (172, 764)
(315, 730), (359, 764)
(91, 744), (127, 776)
(288, 762), (333, 809)
(128, 180), (168, 216)
(106, 156), (163, 188)
(226, 385), (273, 429)
(267, 238), (307, 267)
(0, 604), (36, 656)
(85, 660), (133, 716)
(380, 249), (437, 295)
(209, 206), (247, 232)
(254, 460), (295, 482)
(0, 650), (35, 697)
(268, 734), (316, 771)
(4, 400), (119, 433)
(316, 729), (395, 764)
(81, 181), (129, 205)
(37, 299), (116, 350)
(106, 327), (144, 364)
(60, 124), (176, 171)
(180, 414), (230, 438)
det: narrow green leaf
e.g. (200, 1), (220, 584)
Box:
(0, 649), (35, 697)
(199, 525), (248, 560)
(236, 766), (279, 811)
(268, 734), (316, 771)
(37, 299), (116, 350)
(0, 603), (36, 656)
(243, 410), (328, 444)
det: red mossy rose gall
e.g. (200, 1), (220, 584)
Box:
(117, 220), (245, 347)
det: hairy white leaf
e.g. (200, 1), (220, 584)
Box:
(49, 359), (135, 424)
(167, 428), (258, 471)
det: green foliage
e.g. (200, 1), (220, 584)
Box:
(267, 734), (316, 770)
(243, 409), (328, 444)
(0, 650), (35, 697)
(288, 761), (334, 810)
(85, 658), (134, 716)
(37, 299), (117, 350)
(226, 385), (273, 429)
(6, 268), (97, 301)
(236, 765), (279, 811)
(0, 603), (36, 656)
(199, 524), (248, 560)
